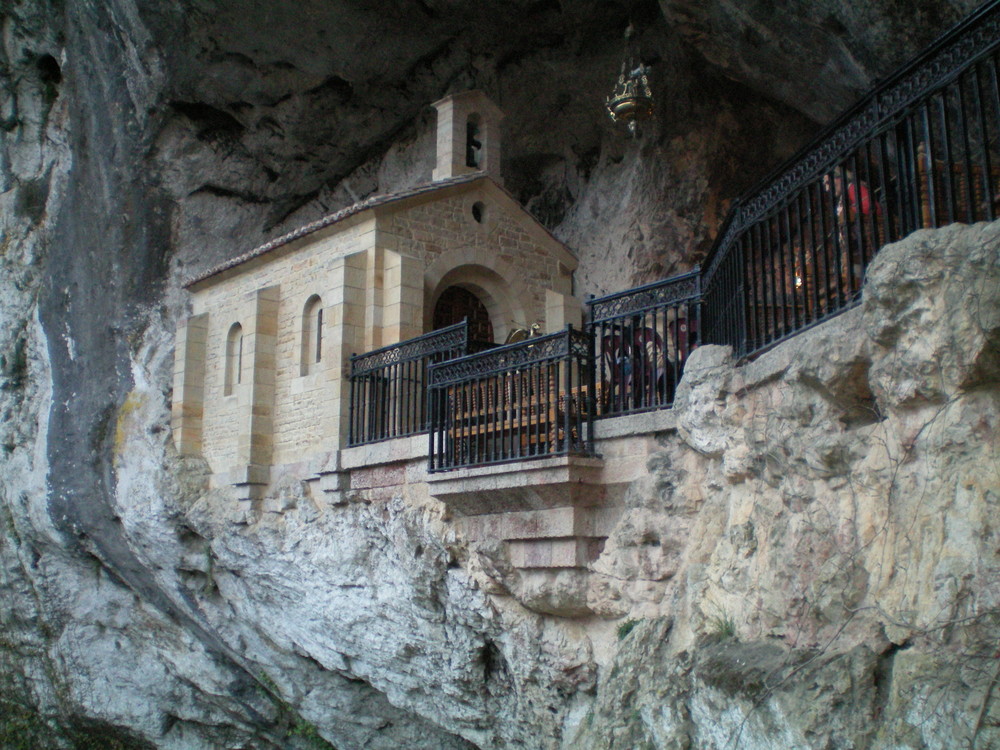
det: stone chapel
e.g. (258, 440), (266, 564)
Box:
(171, 91), (584, 499)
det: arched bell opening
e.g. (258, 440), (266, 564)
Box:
(466, 113), (482, 168)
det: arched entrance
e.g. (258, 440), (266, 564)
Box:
(425, 257), (528, 344)
(433, 285), (494, 343)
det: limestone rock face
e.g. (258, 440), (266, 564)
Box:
(864, 222), (1000, 406)
(2, 0), (999, 747)
(577, 221), (1000, 749)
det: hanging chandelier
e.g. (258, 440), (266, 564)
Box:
(606, 24), (653, 137)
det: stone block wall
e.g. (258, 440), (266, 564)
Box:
(381, 252), (424, 344)
(171, 312), (207, 455)
(377, 182), (574, 337)
(179, 216), (377, 477)
(196, 290), (253, 479)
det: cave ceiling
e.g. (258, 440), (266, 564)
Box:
(143, 0), (981, 239)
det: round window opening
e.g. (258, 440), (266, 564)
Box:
(471, 201), (486, 224)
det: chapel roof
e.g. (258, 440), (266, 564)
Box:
(185, 172), (488, 288)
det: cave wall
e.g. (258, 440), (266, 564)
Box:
(1, 0), (997, 747)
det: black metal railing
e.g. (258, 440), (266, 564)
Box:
(587, 270), (701, 418)
(428, 327), (595, 472)
(348, 320), (490, 446)
(701, 0), (1000, 357)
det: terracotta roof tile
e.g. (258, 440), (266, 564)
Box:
(184, 173), (485, 288)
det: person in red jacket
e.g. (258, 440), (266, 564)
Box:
(825, 169), (879, 220)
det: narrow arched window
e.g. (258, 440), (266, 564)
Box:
(466, 114), (482, 168)
(301, 295), (323, 375)
(224, 323), (243, 396)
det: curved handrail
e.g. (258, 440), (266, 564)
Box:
(702, 0), (1000, 287)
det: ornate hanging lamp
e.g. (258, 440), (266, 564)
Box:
(606, 24), (653, 137)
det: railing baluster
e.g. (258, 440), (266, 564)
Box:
(637, 312), (648, 410)
(887, 123), (907, 239)
(861, 141), (876, 273)
(818, 168), (834, 315)
(563, 329), (572, 454)
(763, 216), (776, 340)
(921, 100), (940, 228)
(805, 181), (821, 322)
(989, 53), (1000, 213)
(504, 369), (513, 459)
(723, 253), (743, 356)
(792, 190), (807, 324)
(956, 72), (977, 223)
(755, 221), (766, 347)
(537, 360), (547, 456)
(747, 220), (761, 350)
(935, 92), (956, 224)
(776, 211), (790, 337)
(748, 224), (774, 347)
(903, 113), (920, 233)
(405, 359), (413, 434)
(399, 360), (407, 435)
(876, 129), (895, 246)
(972, 61), (996, 221)
(779, 203), (797, 331)
(846, 154), (862, 299)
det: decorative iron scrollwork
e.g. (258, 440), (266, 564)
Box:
(350, 320), (468, 376)
(589, 270), (701, 323)
(428, 329), (590, 387)
(879, 12), (1000, 116)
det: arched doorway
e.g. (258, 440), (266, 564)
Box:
(433, 286), (494, 343)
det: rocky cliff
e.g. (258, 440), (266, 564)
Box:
(576, 221), (1000, 748)
(1, 1), (998, 748)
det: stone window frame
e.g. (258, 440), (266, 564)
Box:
(466, 195), (498, 235)
(300, 294), (324, 376)
(224, 322), (243, 396)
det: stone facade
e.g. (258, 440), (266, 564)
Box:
(378, 179), (575, 341)
(172, 96), (579, 495)
(174, 215), (378, 485)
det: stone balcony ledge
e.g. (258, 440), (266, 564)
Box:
(426, 454), (606, 515)
(339, 433), (428, 471)
(592, 407), (676, 440)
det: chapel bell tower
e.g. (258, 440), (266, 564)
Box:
(432, 90), (504, 185)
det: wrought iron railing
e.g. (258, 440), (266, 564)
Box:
(587, 270), (701, 418)
(427, 327), (595, 472)
(701, 0), (1000, 357)
(348, 320), (490, 446)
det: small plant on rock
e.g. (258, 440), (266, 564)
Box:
(708, 611), (737, 640)
(617, 618), (640, 640)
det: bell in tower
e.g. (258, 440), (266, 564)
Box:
(432, 90), (504, 184)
